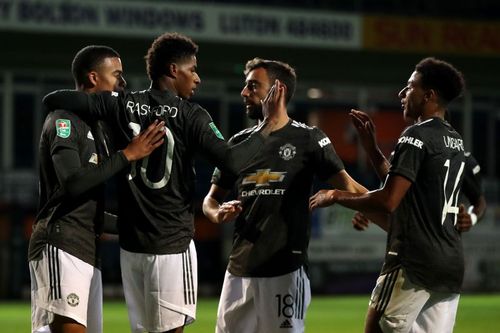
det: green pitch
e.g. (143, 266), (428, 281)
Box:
(1, 294), (499, 332)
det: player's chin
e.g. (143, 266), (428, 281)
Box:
(182, 90), (195, 99)
(246, 107), (263, 120)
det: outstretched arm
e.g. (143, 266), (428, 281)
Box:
(53, 120), (165, 199)
(202, 184), (241, 224)
(310, 174), (411, 214)
(43, 90), (118, 121)
(349, 109), (391, 180)
(327, 169), (367, 194)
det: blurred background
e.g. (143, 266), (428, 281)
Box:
(0, 0), (499, 300)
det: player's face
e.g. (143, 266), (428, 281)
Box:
(174, 55), (201, 99)
(398, 71), (426, 122)
(92, 57), (126, 92)
(241, 67), (272, 120)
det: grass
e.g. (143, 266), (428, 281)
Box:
(1, 294), (499, 332)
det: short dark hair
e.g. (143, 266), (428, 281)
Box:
(145, 32), (199, 81)
(71, 45), (120, 87)
(415, 57), (465, 104)
(244, 58), (297, 104)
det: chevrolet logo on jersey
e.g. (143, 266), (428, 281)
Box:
(242, 169), (286, 187)
(241, 169), (286, 197)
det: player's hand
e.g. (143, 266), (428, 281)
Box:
(352, 211), (370, 231)
(261, 79), (286, 129)
(349, 109), (377, 151)
(309, 189), (337, 210)
(216, 200), (242, 223)
(123, 120), (165, 161)
(456, 204), (472, 232)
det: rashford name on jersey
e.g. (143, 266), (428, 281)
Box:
(126, 101), (178, 118)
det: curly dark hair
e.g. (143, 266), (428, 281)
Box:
(244, 58), (297, 104)
(72, 45), (120, 87)
(145, 32), (199, 81)
(415, 57), (465, 104)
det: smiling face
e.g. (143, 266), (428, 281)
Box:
(240, 67), (272, 120)
(173, 55), (201, 99)
(398, 71), (427, 123)
(89, 56), (126, 93)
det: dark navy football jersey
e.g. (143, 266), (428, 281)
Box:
(30, 110), (105, 266)
(52, 89), (266, 254)
(382, 117), (466, 293)
(212, 119), (344, 277)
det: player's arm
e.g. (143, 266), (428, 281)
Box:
(53, 121), (165, 198)
(349, 109), (391, 180)
(310, 174), (411, 214)
(202, 184), (242, 224)
(456, 154), (487, 232)
(192, 110), (267, 176)
(326, 169), (368, 194)
(351, 211), (390, 232)
(42, 90), (120, 120)
(456, 194), (487, 232)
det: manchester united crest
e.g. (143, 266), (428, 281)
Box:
(67, 293), (80, 307)
(279, 143), (296, 161)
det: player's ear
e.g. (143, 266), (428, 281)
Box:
(425, 89), (437, 103)
(282, 83), (288, 103)
(168, 63), (177, 78)
(87, 71), (98, 87)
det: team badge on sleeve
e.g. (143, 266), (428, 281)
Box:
(56, 119), (71, 138)
(209, 122), (224, 140)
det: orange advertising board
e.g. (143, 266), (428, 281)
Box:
(364, 15), (500, 56)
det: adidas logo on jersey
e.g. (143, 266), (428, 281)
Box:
(280, 319), (293, 328)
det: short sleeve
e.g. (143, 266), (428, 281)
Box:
(389, 126), (426, 183)
(47, 111), (82, 155)
(210, 134), (243, 190)
(461, 153), (483, 203)
(310, 128), (344, 181)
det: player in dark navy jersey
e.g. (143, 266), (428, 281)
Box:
(43, 34), (282, 333)
(349, 110), (486, 233)
(202, 58), (367, 333)
(350, 112), (486, 233)
(310, 57), (467, 333)
(29, 46), (164, 333)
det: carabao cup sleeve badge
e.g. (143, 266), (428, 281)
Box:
(56, 119), (71, 138)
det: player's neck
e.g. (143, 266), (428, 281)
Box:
(258, 114), (290, 131)
(151, 77), (176, 95)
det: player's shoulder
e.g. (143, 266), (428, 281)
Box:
(400, 118), (436, 138)
(290, 119), (315, 131)
(289, 119), (327, 141)
(46, 109), (83, 125)
(229, 125), (259, 143)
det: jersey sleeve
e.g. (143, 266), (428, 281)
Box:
(210, 134), (245, 190)
(44, 111), (129, 202)
(388, 125), (426, 183)
(43, 89), (122, 122)
(52, 148), (129, 199)
(461, 153), (483, 204)
(187, 105), (265, 175)
(310, 128), (345, 181)
(46, 110), (82, 155)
